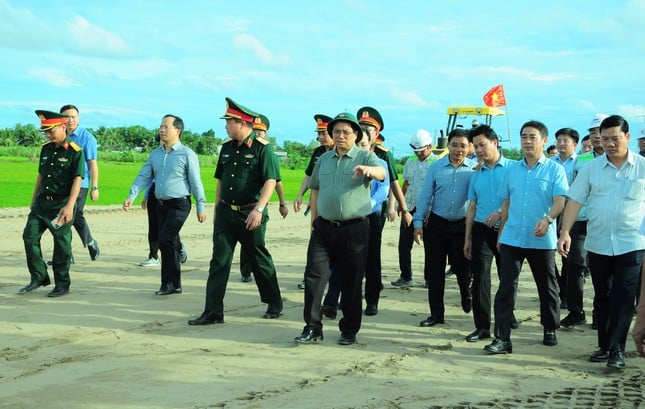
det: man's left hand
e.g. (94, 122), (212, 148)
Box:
(245, 209), (263, 230)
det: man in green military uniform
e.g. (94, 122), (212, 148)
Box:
(239, 113), (288, 282)
(189, 98), (283, 325)
(20, 110), (85, 297)
(356, 106), (412, 228)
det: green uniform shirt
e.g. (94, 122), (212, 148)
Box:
(215, 132), (279, 205)
(373, 143), (398, 182)
(309, 145), (382, 221)
(38, 139), (85, 196)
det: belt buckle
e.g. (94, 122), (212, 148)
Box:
(330, 219), (341, 227)
(230, 204), (242, 211)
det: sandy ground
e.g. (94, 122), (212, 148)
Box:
(0, 204), (643, 409)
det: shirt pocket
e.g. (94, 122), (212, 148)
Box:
(623, 179), (645, 200)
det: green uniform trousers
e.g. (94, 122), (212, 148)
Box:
(205, 202), (281, 315)
(23, 196), (75, 288)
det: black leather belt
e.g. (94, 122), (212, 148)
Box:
(158, 196), (190, 206)
(221, 200), (258, 211)
(319, 216), (366, 227)
(41, 194), (67, 201)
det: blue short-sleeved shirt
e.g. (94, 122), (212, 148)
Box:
(468, 156), (512, 223)
(498, 155), (569, 249)
(68, 127), (98, 189)
(567, 151), (645, 256)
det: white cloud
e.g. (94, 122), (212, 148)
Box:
(26, 68), (80, 87)
(389, 89), (432, 107)
(65, 15), (132, 58)
(233, 34), (292, 66)
(617, 104), (645, 121)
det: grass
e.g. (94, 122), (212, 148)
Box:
(0, 156), (309, 208)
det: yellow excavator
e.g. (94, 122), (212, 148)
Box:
(432, 105), (506, 157)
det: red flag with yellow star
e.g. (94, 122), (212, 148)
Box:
(483, 84), (506, 107)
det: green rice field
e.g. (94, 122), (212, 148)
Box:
(0, 156), (307, 208)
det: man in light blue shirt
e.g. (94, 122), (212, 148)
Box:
(60, 104), (100, 261)
(558, 115), (645, 369)
(485, 120), (568, 355)
(413, 128), (476, 327)
(463, 125), (516, 342)
(123, 114), (207, 296)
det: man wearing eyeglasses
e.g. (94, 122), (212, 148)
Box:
(123, 114), (207, 296)
(295, 112), (386, 346)
(558, 115), (645, 369)
(20, 110), (85, 297)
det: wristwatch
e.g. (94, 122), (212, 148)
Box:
(545, 215), (554, 224)
(254, 205), (265, 213)
(91, 186), (99, 191)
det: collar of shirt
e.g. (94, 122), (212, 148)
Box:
(439, 155), (475, 168)
(601, 150), (638, 170)
(521, 154), (547, 168)
(334, 144), (359, 158)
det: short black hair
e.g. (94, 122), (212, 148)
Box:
(469, 125), (498, 142)
(448, 128), (469, 143)
(59, 104), (79, 114)
(600, 115), (629, 134)
(163, 114), (184, 136)
(547, 144), (557, 152)
(555, 127), (580, 144)
(521, 120), (548, 138)
(581, 134), (590, 142)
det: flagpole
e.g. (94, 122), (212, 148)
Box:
(504, 104), (511, 144)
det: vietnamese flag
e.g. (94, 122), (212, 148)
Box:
(483, 84), (506, 107)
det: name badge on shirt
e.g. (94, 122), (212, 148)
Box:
(244, 154), (255, 159)
(58, 157), (69, 162)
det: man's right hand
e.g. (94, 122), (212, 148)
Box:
(122, 199), (133, 212)
(293, 196), (303, 212)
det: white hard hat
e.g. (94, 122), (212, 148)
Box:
(588, 113), (609, 130)
(410, 129), (432, 151)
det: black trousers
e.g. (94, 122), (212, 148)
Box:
(398, 208), (429, 282)
(494, 245), (559, 339)
(146, 185), (160, 259)
(563, 220), (588, 313)
(303, 217), (370, 336)
(588, 250), (644, 352)
(73, 187), (95, 247)
(322, 212), (383, 308)
(156, 197), (190, 288)
(424, 213), (471, 319)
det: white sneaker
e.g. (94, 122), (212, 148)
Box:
(140, 257), (160, 267)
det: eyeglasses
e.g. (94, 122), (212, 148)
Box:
(159, 125), (176, 130)
(332, 129), (355, 137)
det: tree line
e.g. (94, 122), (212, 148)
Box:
(0, 123), (522, 168)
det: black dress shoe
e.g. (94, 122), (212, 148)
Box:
(294, 327), (323, 344)
(88, 240), (100, 261)
(606, 350), (625, 369)
(188, 311), (224, 325)
(155, 283), (182, 295)
(263, 301), (283, 319)
(47, 287), (69, 297)
(419, 316), (444, 327)
(465, 329), (491, 342)
(510, 316), (519, 329)
(543, 330), (557, 346)
(589, 349), (609, 362)
(364, 304), (378, 316)
(338, 333), (356, 345)
(241, 275), (253, 283)
(19, 277), (51, 293)
(321, 305), (337, 320)
(484, 338), (513, 354)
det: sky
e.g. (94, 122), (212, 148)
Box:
(1, 0), (644, 157)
